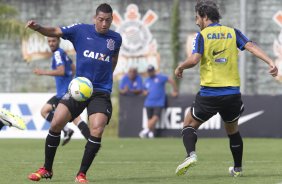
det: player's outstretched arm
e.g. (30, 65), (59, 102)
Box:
(33, 65), (65, 76)
(174, 53), (201, 79)
(26, 20), (63, 37)
(244, 42), (278, 77)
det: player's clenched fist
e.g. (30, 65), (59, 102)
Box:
(175, 66), (183, 79)
(269, 64), (278, 77)
(25, 20), (41, 31)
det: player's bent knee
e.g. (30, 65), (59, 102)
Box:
(49, 125), (62, 133)
(41, 109), (49, 119)
(225, 127), (238, 135)
(183, 114), (201, 129)
(90, 127), (105, 137)
(49, 120), (66, 132)
(224, 123), (239, 135)
(41, 104), (52, 118)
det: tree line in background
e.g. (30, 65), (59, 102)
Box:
(0, 3), (32, 39)
(171, 0), (181, 89)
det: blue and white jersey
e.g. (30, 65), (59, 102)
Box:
(61, 23), (122, 93)
(144, 74), (168, 107)
(119, 74), (143, 95)
(51, 48), (73, 99)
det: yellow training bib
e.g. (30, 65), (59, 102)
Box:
(200, 25), (240, 87)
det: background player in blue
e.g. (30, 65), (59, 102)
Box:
(26, 3), (122, 183)
(119, 67), (143, 95)
(139, 65), (178, 138)
(34, 37), (90, 146)
(174, 0), (278, 177)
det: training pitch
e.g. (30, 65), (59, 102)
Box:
(0, 138), (281, 184)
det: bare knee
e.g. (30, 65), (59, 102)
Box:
(50, 124), (62, 133)
(49, 104), (72, 133)
(88, 113), (108, 138)
(225, 127), (238, 135)
(224, 121), (239, 135)
(49, 116), (67, 132)
(72, 116), (82, 126)
(183, 111), (202, 130)
(41, 109), (48, 119)
(41, 104), (52, 119)
(90, 126), (105, 138)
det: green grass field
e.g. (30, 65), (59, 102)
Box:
(0, 138), (281, 184)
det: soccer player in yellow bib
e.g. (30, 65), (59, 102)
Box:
(174, 0), (278, 177)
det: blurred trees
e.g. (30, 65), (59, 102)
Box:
(0, 3), (31, 39)
(171, 0), (180, 88)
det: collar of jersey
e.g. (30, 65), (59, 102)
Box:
(207, 22), (222, 27)
(51, 47), (60, 53)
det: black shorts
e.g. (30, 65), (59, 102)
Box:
(146, 107), (163, 119)
(46, 95), (60, 111)
(191, 93), (244, 123)
(59, 91), (112, 123)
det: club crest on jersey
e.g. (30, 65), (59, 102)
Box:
(107, 39), (115, 51)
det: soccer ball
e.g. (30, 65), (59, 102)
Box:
(68, 77), (93, 101)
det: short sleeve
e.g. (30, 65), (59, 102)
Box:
(234, 28), (250, 51)
(161, 75), (168, 83)
(60, 23), (81, 41)
(143, 79), (149, 90)
(66, 55), (73, 64)
(114, 34), (122, 55)
(54, 51), (63, 66)
(192, 32), (204, 55)
(136, 75), (143, 89)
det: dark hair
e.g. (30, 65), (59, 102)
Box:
(47, 37), (60, 41)
(195, 0), (221, 22)
(96, 3), (113, 15)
